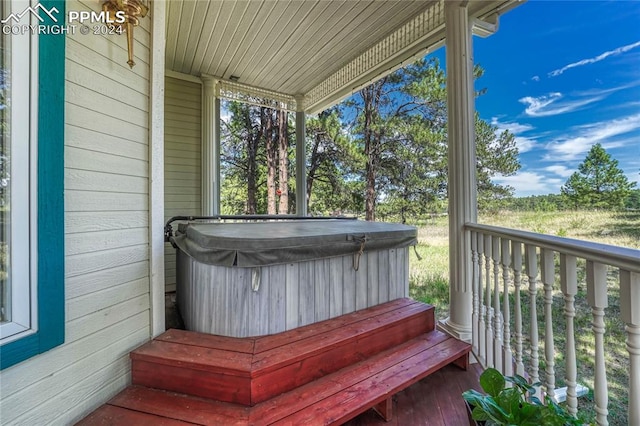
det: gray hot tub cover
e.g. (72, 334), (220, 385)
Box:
(171, 219), (417, 267)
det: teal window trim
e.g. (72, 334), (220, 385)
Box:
(1, 0), (65, 370)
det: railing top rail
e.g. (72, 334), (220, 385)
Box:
(465, 222), (640, 273)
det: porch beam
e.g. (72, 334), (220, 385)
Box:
(202, 76), (220, 215)
(295, 97), (307, 217)
(472, 14), (499, 38)
(439, 0), (477, 342)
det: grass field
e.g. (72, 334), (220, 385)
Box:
(408, 210), (639, 426)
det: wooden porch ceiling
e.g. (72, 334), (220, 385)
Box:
(165, 0), (522, 113)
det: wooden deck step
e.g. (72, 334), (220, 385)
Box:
(253, 330), (469, 425)
(131, 298), (434, 405)
(77, 330), (470, 426)
(79, 386), (250, 426)
(76, 404), (198, 426)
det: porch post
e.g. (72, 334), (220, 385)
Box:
(295, 97), (307, 216)
(439, 1), (476, 342)
(149, 0), (166, 337)
(202, 76), (221, 215)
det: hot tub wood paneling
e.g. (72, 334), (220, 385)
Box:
(173, 219), (416, 337)
(176, 248), (409, 337)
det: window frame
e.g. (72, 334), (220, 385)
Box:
(0, 0), (65, 370)
(0, 0), (38, 342)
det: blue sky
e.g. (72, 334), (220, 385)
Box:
(437, 1), (640, 197)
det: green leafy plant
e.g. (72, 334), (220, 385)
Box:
(462, 368), (584, 425)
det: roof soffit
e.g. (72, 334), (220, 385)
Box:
(165, 0), (523, 113)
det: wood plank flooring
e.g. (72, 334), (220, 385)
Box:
(344, 362), (483, 426)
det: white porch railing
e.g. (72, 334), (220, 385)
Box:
(466, 223), (640, 426)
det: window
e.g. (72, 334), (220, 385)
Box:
(0, 0), (65, 369)
(1, 0), (38, 343)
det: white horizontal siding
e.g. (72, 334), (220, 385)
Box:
(66, 103), (148, 144)
(4, 325), (148, 425)
(66, 147), (148, 178)
(65, 191), (149, 212)
(67, 278), (149, 321)
(164, 76), (202, 293)
(66, 245), (149, 278)
(166, 130), (201, 140)
(166, 147), (201, 158)
(65, 211), (148, 234)
(66, 261), (149, 300)
(66, 81), (148, 125)
(65, 229), (149, 256)
(66, 126), (148, 161)
(66, 169), (148, 193)
(0, 0), (153, 423)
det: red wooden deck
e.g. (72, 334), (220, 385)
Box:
(78, 298), (474, 425)
(345, 362), (483, 425)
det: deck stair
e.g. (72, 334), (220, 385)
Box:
(77, 298), (470, 425)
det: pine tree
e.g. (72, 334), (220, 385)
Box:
(561, 143), (636, 209)
(346, 58), (520, 220)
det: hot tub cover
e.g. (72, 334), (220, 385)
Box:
(171, 219), (417, 267)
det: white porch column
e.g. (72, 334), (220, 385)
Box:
(439, 1), (477, 342)
(295, 97), (307, 216)
(201, 76), (221, 215)
(149, 0), (166, 337)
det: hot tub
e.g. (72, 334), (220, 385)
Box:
(171, 219), (417, 337)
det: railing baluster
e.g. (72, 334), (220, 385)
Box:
(620, 270), (639, 425)
(477, 233), (486, 365)
(493, 236), (504, 373)
(587, 260), (609, 426)
(466, 222), (640, 423)
(525, 244), (540, 395)
(485, 234), (494, 368)
(471, 231), (479, 355)
(560, 254), (578, 416)
(512, 242), (524, 376)
(541, 248), (556, 400)
(501, 238), (513, 376)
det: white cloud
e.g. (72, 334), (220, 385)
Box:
(519, 92), (561, 115)
(548, 40), (640, 77)
(627, 171), (640, 186)
(520, 84), (638, 117)
(493, 171), (564, 197)
(512, 136), (537, 153)
(544, 165), (574, 178)
(531, 75), (540, 82)
(576, 83), (639, 97)
(490, 117), (537, 153)
(491, 117), (533, 134)
(544, 113), (640, 161)
(519, 92), (604, 117)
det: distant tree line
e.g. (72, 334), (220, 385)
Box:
(502, 189), (640, 212)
